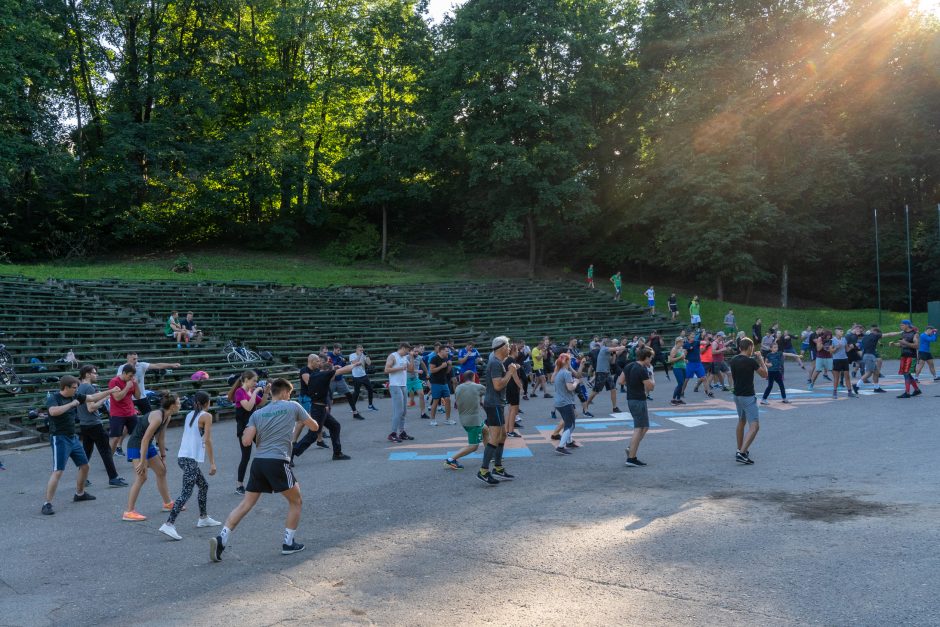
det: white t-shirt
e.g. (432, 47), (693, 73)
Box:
(387, 352), (409, 387)
(117, 362), (150, 395)
(645, 289), (655, 301)
(349, 352), (368, 378)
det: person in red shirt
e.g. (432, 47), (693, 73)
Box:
(108, 365), (140, 455)
(695, 333), (715, 397)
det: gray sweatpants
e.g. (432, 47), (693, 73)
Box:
(390, 386), (407, 434)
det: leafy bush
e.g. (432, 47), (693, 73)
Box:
(323, 216), (380, 265)
(172, 254), (194, 273)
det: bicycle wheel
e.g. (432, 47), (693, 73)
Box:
(0, 368), (20, 394)
(244, 350), (260, 362)
(226, 352), (243, 365)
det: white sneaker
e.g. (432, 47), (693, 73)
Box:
(159, 523), (182, 540)
(429, 420), (439, 426)
(197, 516), (222, 528)
(444, 420), (457, 425)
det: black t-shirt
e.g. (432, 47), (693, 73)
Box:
(429, 355), (450, 385)
(649, 336), (662, 352)
(845, 333), (860, 359)
(860, 332), (882, 356)
(779, 335), (793, 352)
(730, 354), (760, 397)
(298, 366), (315, 397)
(624, 362), (650, 401)
(503, 357), (520, 394)
(308, 369), (336, 404)
(901, 330), (918, 358)
(181, 318), (195, 330)
(45, 392), (77, 436)
(752, 324), (762, 341)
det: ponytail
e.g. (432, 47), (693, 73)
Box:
(227, 369), (257, 402)
(159, 391), (179, 411)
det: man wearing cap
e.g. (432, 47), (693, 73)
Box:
(891, 320), (922, 398)
(915, 326), (939, 381)
(477, 336), (522, 485)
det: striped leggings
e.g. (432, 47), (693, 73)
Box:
(168, 457), (207, 524)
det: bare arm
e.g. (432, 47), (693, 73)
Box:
(112, 382), (134, 400)
(755, 355), (769, 379)
(147, 362), (181, 370)
(241, 425), (258, 449)
(491, 363), (520, 391)
(384, 354), (404, 374)
(200, 413), (216, 473)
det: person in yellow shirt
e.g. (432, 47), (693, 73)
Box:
(530, 339), (552, 398)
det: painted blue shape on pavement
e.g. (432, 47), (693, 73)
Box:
(653, 409), (738, 417)
(389, 449), (533, 461)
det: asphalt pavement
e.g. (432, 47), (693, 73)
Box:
(1, 363), (938, 626)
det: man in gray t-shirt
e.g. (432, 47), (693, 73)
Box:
(584, 341), (627, 416)
(76, 365), (125, 486)
(476, 336), (522, 485)
(210, 378), (319, 563)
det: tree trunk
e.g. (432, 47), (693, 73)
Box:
(381, 202), (388, 263)
(716, 274), (724, 301)
(780, 262), (789, 308)
(526, 212), (537, 279)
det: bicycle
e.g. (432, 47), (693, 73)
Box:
(224, 340), (261, 365)
(0, 344), (22, 394)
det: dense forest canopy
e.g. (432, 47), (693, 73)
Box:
(1, 0), (937, 307)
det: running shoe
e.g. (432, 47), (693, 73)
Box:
(41, 503), (54, 515)
(316, 441), (330, 449)
(565, 441), (580, 449)
(872, 388), (886, 393)
(445, 458), (463, 470)
(115, 447), (124, 457)
(109, 477), (129, 487)
(420, 413), (431, 420)
(612, 406), (621, 413)
(782, 399), (791, 404)
(368, 405), (379, 411)
(387, 432), (401, 443)
(163, 501), (185, 512)
(624, 457), (646, 467)
(437, 406), (446, 414)
(670, 399), (680, 405)
(476, 470), (499, 485)
(555, 446), (572, 455)
(677, 399), (687, 405)
(398, 432), (415, 441)
(444, 419), (457, 425)
(491, 467), (515, 480)
(760, 399), (770, 405)
(807, 383), (814, 390)
(912, 389), (923, 397)
(429, 420), (439, 426)
(735, 451), (754, 465)
(742, 451), (755, 464)
(332, 453), (351, 460)
(852, 384), (859, 395)
(122, 510), (147, 521)
(197, 517), (222, 527)
(73, 492), (96, 502)
(583, 411), (594, 418)
(934, 376), (940, 382)
(159, 523), (182, 540)
(514, 420), (524, 428)
(353, 412), (365, 420)
(897, 392), (912, 398)
(408, 400), (416, 407)
(705, 392), (714, 398)
(543, 393), (553, 399)
(506, 431), (521, 438)
(522, 395), (529, 400)
(282, 541), (305, 555)
(721, 386), (730, 392)
(210, 535), (225, 562)
(235, 486), (246, 496)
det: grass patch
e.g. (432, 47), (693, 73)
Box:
(1, 251), (464, 287)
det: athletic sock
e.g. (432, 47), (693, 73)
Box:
(494, 443), (504, 466)
(481, 443), (496, 470)
(220, 526), (231, 546)
(284, 528), (296, 546)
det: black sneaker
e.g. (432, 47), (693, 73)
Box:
(109, 477), (129, 487)
(210, 535), (225, 562)
(555, 446), (572, 455)
(492, 467), (515, 480)
(41, 503), (54, 515)
(398, 432), (415, 441)
(735, 451), (749, 464)
(506, 431), (521, 438)
(670, 399), (680, 405)
(742, 451), (754, 464)
(612, 406), (621, 412)
(543, 393), (553, 399)
(583, 411), (594, 418)
(315, 441), (329, 449)
(420, 413), (431, 419)
(852, 384), (859, 394)
(476, 470), (499, 485)
(566, 441), (580, 448)
(235, 486), (246, 496)
(872, 387), (886, 393)
(352, 413), (365, 420)
(281, 541), (305, 555)
(387, 432), (401, 443)
(332, 453), (351, 460)
(897, 392), (912, 398)
(73, 492), (96, 502)
(115, 447), (124, 457)
(625, 457), (646, 467)
(912, 388), (923, 397)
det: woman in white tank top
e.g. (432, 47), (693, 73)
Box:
(159, 392), (221, 540)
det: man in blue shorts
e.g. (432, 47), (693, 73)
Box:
(682, 330), (707, 395)
(42, 375), (115, 515)
(427, 345), (455, 426)
(729, 338), (768, 464)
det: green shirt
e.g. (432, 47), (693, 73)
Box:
(164, 315), (177, 335)
(587, 267), (593, 278)
(690, 302), (701, 316)
(612, 275), (621, 289)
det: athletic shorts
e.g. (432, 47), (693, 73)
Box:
(847, 351), (861, 363)
(899, 357), (914, 375)
(506, 386), (520, 406)
(918, 352), (933, 361)
(647, 299), (655, 307)
(801, 343), (810, 351)
(783, 348), (797, 355)
(685, 362), (706, 379)
(330, 378), (351, 396)
(862, 354), (879, 374)
(734, 395), (760, 424)
(704, 362), (716, 374)
(108, 415), (138, 438)
(832, 359), (849, 372)
(691, 315), (701, 324)
(484, 405), (505, 428)
(815, 357), (833, 371)
(246, 458), (296, 493)
(51, 435), (88, 471)
(127, 445), (159, 462)
(594, 371), (614, 391)
(430, 383), (450, 400)
(407, 378), (424, 393)
(464, 425), (483, 445)
(626, 400), (650, 428)
(669, 304), (678, 313)
(716, 362), (730, 373)
(533, 368), (545, 377)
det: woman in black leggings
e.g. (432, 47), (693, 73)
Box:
(228, 370), (269, 495)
